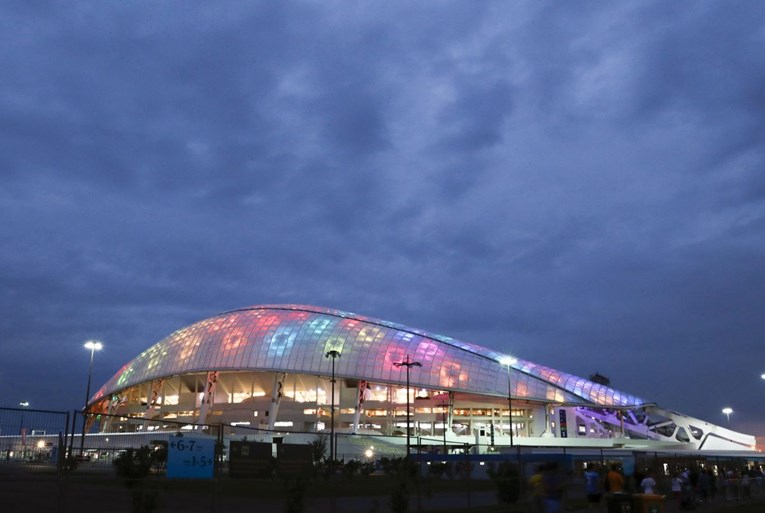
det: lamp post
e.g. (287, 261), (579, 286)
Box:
(394, 354), (422, 456)
(80, 340), (102, 456)
(19, 401), (29, 459)
(722, 407), (733, 424)
(499, 356), (517, 447)
(439, 400), (449, 455)
(19, 401), (29, 432)
(325, 350), (341, 466)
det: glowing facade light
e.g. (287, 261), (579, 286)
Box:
(94, 305), (648, 412)
(722, 407), (733, 423)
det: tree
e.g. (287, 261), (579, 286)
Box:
(307, 435), (328, 466)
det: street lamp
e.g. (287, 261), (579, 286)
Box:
(19, 401), (29, 458)
(83, 341), (103, 410)
(325, 350), (341, 466)
(722, 407), (733, 423)
(80, 340), (103, 455)
(393, 354), (422, 456)
(439, 400), (449, 455)
(499, 356), (517, 447)
(19, 401), (29, 431)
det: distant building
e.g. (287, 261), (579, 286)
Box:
(589, 372), (610, 386)
(88, 304), (755, 452)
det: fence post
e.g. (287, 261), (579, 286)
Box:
(57, 431), (64, 472)
(68, 409), (77, 460)
(464, 442), (471, 508)
(60, 409), (70, 471)
(217, 423), (224, 513)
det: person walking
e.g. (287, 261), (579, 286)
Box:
(606, 464), (625, 494)
(584, 464), (603, 512)
(542, 462), (565, 513)
(698, 468), (711, 503)
(528, 464), (545, 513)
(671, 472), (683, 509)
(640, 470), (657, 494)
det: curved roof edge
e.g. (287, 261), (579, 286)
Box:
(91, 304), (648, 409)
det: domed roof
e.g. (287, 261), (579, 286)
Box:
(91, 304), (646, 408)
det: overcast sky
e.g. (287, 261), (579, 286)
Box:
(2, 1), (764, 437)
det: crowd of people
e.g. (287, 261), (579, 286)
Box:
(524, 461), (764, 512)
(668, 466), (765, 509)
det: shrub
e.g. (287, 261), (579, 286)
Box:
(428, 462), (448, 480)
(113, 446), (166, 513)
(486, 461), (521, 505)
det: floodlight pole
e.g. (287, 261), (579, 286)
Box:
(500, 357), (517, 447)
(19, 401), (29, 433)
(325, 350), (341, 466)
(394, 354), (422, 456)
(80, 341), (102, 456)
(439, 400), (448, 455)
(19, 401), (29, 459)
(508, 366), (513, 447)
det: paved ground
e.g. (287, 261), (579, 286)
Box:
(2, 463), (763, 513)
(0, 463), (499, 513)
(0, 473), (498, 513)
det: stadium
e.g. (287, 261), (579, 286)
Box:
(87, 304), (756, 454)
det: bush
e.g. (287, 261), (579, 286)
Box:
(61, 455), (79, 472)
(380, 457), (420, 513)
(283, 477), (306, 513)
(342, 459), (361, 479)
(113, 446), (166, 513)
(428, 462), (448, 480)
(308, 436), (328, 465)
(114, 447), (154, 482)
(486, 461), (521, 505)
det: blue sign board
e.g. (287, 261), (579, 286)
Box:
(167, 434), (216, 479)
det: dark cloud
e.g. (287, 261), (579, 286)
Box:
(1, 1), (764, 436)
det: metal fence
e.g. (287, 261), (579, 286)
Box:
(57, 411), (404, 468)
(5, 408), (765, 477)
(0, 406), (70, 467)
(1, 408), (764, 513)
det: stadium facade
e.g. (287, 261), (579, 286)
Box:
(88, 305), (756, 453)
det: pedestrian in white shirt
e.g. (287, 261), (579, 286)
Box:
(641, 472), (657, 494)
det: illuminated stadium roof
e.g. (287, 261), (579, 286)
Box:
(91, 304), (646, 408)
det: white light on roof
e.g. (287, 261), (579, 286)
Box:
(499, 356), (517, 366)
